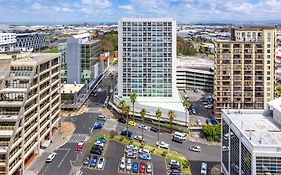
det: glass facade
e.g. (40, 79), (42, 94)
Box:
(222, 119), (230, 172)
(256, 157), (281, 174)
(121, 21), (173, 97)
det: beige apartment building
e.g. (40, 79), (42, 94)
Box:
(214, 26), (277, 119)
(0, 53), (61, 175)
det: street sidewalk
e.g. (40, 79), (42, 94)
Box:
(25, 129), (72, 175)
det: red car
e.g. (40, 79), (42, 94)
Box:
(75, 141), (84, 151)
(139, 162), (145, 173)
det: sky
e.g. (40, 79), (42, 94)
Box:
(0, 0), (281, 24)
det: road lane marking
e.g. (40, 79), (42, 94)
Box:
(58, 149), (70, 167)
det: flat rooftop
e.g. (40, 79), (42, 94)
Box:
(176, 57), (214, 70)
(223, 109), (281, 146)
(61, 84), (85, 94)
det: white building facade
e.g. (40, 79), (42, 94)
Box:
(16, 33), (46, 52)
(118, 18), (177, 98)
(0, 33), (17, 53)
(221, 97), (281, 175)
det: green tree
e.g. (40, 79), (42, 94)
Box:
(140, 108), (146, 141)
(276, 86), (281, 97)
(183, 99), (190, 127)
(155, 108), (162, 143)
(130, 92), (137, 122)
(168, 110), (176, 133)
(124, 105), (131, 137)
(105, 81), (111, 99)
(202, 125), (221, 142)
(177, 36), (198, 56)
(118, 100), (126, 119)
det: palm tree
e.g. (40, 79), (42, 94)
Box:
(140, 108), (146, 141)
(168, 110), (176, 133)
(124, 105), (130, 137)
(183, 99), (190, 127)
(105, 81), (111, 99)
(119, 100), (126, 119)
(155, 108), (162, 143)
(130, 92), (137, 122)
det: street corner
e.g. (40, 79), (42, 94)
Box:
(61, 121), (76, 139)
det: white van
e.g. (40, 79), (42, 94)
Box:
(173, 132), (187, 141)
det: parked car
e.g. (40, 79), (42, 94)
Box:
(90, 156), (98, 167)
(121, 130), (133, 137)
(139, 162), (145, 173)
(118, 118), (126, 123)
(196, 119), (203, 126)
(146, 163), (152, 173)
(156, 141), (169, 149)
(75, 141), (84, 151)
(90, 145), (103, 155)
(139, 153), (151, 160)
(133, 135), (144, 141)
(170, 164), (181, 170)
(83, 155), (91, 166)
(132, 162), (139, 173)
(96, 137), (107, 143)
(95, 140), (104, 147)
(169, 160), (180, 166)
(46, 152), (57, 163)
(150, 127), (158, 132)
(120, 157), (126, 169)
(92, 122), (103, 130)
(97, 157), (105, 169)
(128, 120), (137, 126)
(126, 152), (137, 159)
(126, 159), (132, 171)
(201, 162), (207, 175)
(138, 124), (148, 130)
(171, 169), (181, 174)
(126, 144), (138, 150)
(139, 148), (150, 155)
(97, 115), (107, 121)
(189, 145), (201, 152)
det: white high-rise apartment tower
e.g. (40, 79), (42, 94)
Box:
(118, 18), (177, 99)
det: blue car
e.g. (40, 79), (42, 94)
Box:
(132, 162), (139, 173)
(90, 156), (98, 167)
(121, 130), (132, 137)
(96, 137), (107, 143)
(92, 122), (103, 130)
(139, 153), (151, 160)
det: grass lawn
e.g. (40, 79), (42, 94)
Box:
(42, 48), (58, 53)
(89, 133), (192, 175)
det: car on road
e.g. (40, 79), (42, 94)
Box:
(150, 127), (158, 132)
(133, 135), (144, 142)
(156, 141), (169, 149)
(96, 137), (107, 143)
(92, 122), (103, 130)
(83, 155), (91, 166)
(201, 162), (207, 175)
(97, 157), (105, 169)
(97, 88), (101, 92)
(139, 153), (151, 160)
(121, 130), (133, 137)
(138, 124), (148, 130)
(132, 162), (139, 173)
(128, 120), (137, 126)
(172, 136), (183, 144)
(75, 141), (84, 151)
(120, 157), (126, 169)
(189, 145), (201, 152)
(46, 152), (57, 163)
(126, 159), (132, 171)
(118, 118), (126, 124)
(90, 156), (98, 167)
(97, 115), (107, 121)
(139, 162), (145, 173)
(169, 160), (180, 166)
(146, 163), (152, 173)
(90, 145), (103, 155)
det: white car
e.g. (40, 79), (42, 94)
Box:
(126, 158), (132, 171)
(95, 141), (104, 147)
(197, 119), (203, 126)
(120, 157), (126, 169)
(126, 144), (138, 150)
(156, 141), (169, 149)
(133, 135), (144, 141)
(146, 163), (153, 173)
(138, 124), (148, 130)
(46, 152), (57, 163)
(139, 148), (150, 155)
(201, 162), (207, 175)
(169, 159), (180, 166)
(97, 157), (105, 169)
(189, 145), (201, 152)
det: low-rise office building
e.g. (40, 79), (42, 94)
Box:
(0, 33), (17, 53)
(0, 53), (61, 175)
(16, 33), (46, 52)
(221, 97), (281, 175)
(176, 57), (214, 90)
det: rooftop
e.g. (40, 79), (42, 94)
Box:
(233, 25), (277, 31)
(61, 84), (85, 94)
(176, 57), (214, 70)
(72, 33), (90, 39)
(222, 109), (281, 146)
(121, 18), (174, 22)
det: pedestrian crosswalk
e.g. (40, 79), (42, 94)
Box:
(69, 134), (89, 143)
(87, 107), (100, 113)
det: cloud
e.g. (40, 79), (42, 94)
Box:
(81, 0), (111, 8)
(118, 5), (133, 10)
(30, 2), (43, 10)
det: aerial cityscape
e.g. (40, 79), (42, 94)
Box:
(1, 0), (281, 175)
